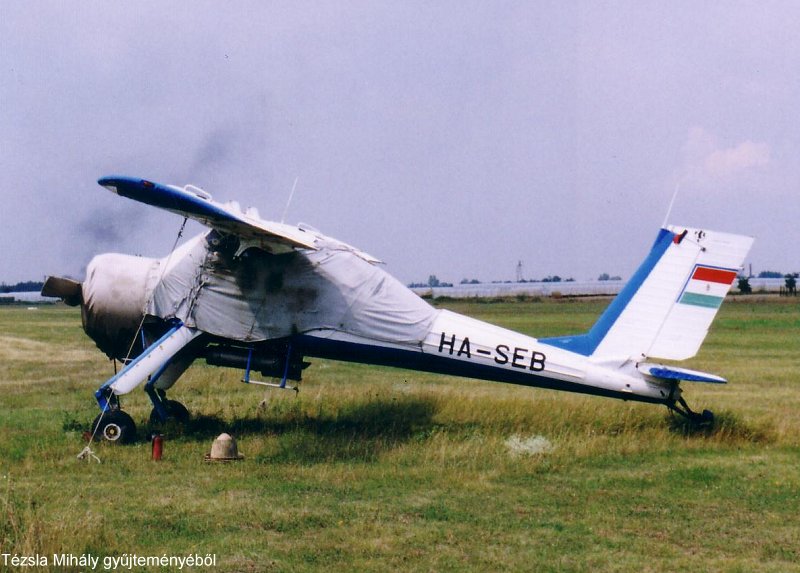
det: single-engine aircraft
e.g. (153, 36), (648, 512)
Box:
(43, 177), (753, 443)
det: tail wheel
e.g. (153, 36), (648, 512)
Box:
(92, 410), (137, 444)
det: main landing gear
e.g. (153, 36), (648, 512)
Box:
(91, 387), (190, 444)
(145, 387), (190, 426)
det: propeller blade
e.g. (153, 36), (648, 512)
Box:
(41, 276), (82, 306)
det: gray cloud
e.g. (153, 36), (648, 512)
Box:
(78, 206), (144, 250)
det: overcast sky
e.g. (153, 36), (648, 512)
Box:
(1, 1), (797, 286)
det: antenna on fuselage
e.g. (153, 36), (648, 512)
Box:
(281, 176), (300, 224)
(662, 177), (685, 228)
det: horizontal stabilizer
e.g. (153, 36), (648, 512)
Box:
(638, 363), (726, 384)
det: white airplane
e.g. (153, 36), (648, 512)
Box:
(43, 177), (753, 443)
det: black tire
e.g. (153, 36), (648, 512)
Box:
(149, 399), (191, 426)
(92, 410), (137, 444)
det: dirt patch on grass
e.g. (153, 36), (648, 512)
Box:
(0, 335), (96, 363)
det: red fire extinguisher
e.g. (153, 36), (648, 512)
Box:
(151, 434), (164, 461)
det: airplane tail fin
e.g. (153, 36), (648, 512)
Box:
(541, 226), (753, 363)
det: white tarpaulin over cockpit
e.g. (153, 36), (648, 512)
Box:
(147, 232), (437, 346)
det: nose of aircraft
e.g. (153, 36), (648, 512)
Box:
(81, 252), (161, 360)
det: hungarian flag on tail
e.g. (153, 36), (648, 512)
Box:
(677, 265), (738, 309)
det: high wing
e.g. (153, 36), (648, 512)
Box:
(98, 176), (320, 256)
(99, 176), (381, 263)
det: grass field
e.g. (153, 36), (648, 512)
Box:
(0, 297), (798, 572)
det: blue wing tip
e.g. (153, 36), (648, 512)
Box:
(98, 175), (137, 185)
(98, 176), (165, 199)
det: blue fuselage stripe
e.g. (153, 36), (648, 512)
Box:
(293, 335), (669, 405)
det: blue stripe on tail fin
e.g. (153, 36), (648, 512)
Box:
(540, 228), (675, 356)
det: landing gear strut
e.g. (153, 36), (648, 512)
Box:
(668, 396), (715, 426)
(146, 387), (190, 425)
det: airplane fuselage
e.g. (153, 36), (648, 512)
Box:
(293, 309), (676, 406)
(81, 230), (675, 409)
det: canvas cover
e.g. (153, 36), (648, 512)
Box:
(147, 232), (437, 346)
(81, 252), (162, 358)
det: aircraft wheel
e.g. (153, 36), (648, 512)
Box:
(149, 399), (190, 425)
(92, 410), (137, 444)
(700, 409), (715, 425)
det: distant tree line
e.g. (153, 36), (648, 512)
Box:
(0, 280), (44, 293)
(411, 273), (610, 287)
(469, 276), (578, 285)
(412, 268), (800, 291)
(408, 275), (454, 288)
(435, 271), (631, 287)
(737, 272), (798, 295)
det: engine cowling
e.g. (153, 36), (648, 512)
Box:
(81, 253), (161, 360)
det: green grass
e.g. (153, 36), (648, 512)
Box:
(0, 298), (798, 572)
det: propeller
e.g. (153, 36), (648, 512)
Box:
(41, 276), (82, 306)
